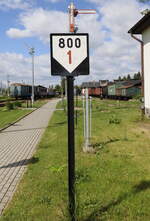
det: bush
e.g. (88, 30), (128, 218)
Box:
(14, 101), (22, 107)
(6, 102), (14, 110)
(109, 115), (121, 124)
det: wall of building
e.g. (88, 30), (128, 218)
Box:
(142, 27), (150, 117)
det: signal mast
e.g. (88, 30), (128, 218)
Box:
(67, 3), (96, 221)
(68, 2), (96, 33)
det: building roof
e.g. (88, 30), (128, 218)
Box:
(10, 83), (31, 87)
(118, 85), (135, 89)
(10, 83), (47, 89)
(99, 80), (109, 87)
(114, 80), (141, 86)
(81, 81), (100, 88)
(117, 80), (141, 89)
(128, 12), (150, 34)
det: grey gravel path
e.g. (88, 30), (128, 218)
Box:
(0, 99), (59, 215)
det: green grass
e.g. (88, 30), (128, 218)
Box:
(32, 99), (48, 108)
(21, 99), (48, 108)
(0, 98), (150, 221)
(0, 96), (14, 101)
(0, 109), (31, 129)
(0, 99), (48, 129)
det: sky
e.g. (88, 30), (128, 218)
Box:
(0, 0), (149, 87)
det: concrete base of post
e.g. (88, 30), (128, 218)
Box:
(145, 107), (150, 118)
(82, 143), (95, 153)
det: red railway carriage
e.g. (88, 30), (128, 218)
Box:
(88, 87), (102, 96)
(81, 80), (108, 98)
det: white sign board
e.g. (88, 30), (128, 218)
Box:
(50, 33), (89, 76)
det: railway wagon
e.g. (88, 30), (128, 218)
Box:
(108, 80), (141, 99)
(118, 85), (141, 98)
(102, 86), (108, 98)
(88, 87), (102, 96)
(10, 83), (48, 99)
(108, 81), (124, 99)
(36, 85), (47, 98)
(10, 83), (32, 98)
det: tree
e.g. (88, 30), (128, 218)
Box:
(133, 72), (141, 80)
(61, 77), (66, 95)
(127, 74), (131, 80)
(118, 76), (122, 81)
(139, 0), (150, 3)
(74, 85), (81, 95)
(137, 72), (141, 80)
(123, 76), (127, 81)
(55, 84), (61, 94)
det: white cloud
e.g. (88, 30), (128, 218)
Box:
(84, 0), (144, 80)
(7, 8), (68, 42)
(0, 0), (31, 10)
(0, 52), (59, 86)
(6, 28), (32, 38)
(46, 0), (62, 2)
(6, 8), (105, 49)
(5, 0), (147, 83)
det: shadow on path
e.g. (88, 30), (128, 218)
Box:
(0, 157), (39, 169)
(0, 121), (67, 134)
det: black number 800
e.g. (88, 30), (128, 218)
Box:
(59, 38), (81, 48)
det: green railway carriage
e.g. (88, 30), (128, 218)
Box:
(10, 83), (48, 99)
(10, 83), (32, 98)
(108, 81), (124, 97)
(108, 80), (141, 99)
(120, 85), (141, 97)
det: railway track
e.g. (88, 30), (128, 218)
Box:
(0, 99), (24, 107)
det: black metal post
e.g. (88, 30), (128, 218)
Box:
(75, 92), (78, 128)
(67, 76), (76, 221)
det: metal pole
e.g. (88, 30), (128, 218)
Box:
(69, 2), (76, 32)
(75, 88), (78, 127)
(29, 47), (35, 107)
(85, 88), (89, 150)
(68, 4), (76, 220)
(67, 76), (75, 221)
(65, 77), (67, 99)
(89, 96), (92, 139)
(32, 51), (34, 106)
(61, 77), (64, 108)
(7, 75), (10, 97)
(83, 95), (85, 137)
(0, 81), (2, 95)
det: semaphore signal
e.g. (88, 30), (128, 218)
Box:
(68, 2), (96, 33)
(50, 2), (96, 221)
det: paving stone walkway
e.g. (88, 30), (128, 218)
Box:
(0, 99), (59, 215)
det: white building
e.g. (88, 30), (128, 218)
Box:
(128, 12), (150, 118)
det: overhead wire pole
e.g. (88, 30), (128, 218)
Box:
(67, 2), (96, 220)
(0, 80), (2, 95)
(7, 74), (10, 97)
(89, 96), (92, 139)
(25, 43), (35, 107)
(29, 47), (35, 107)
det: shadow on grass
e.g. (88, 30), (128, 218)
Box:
(55, 121), (67, 125)
(90, 137), (120, 149)
(133, 180), (150, 193)
(114, 106), (131, 109)
(82, 180), (150, 221)
(0, 157), (39, 169)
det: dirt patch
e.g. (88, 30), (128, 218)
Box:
(133, 122), (150, 135)
(138, 123), (150, 131)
